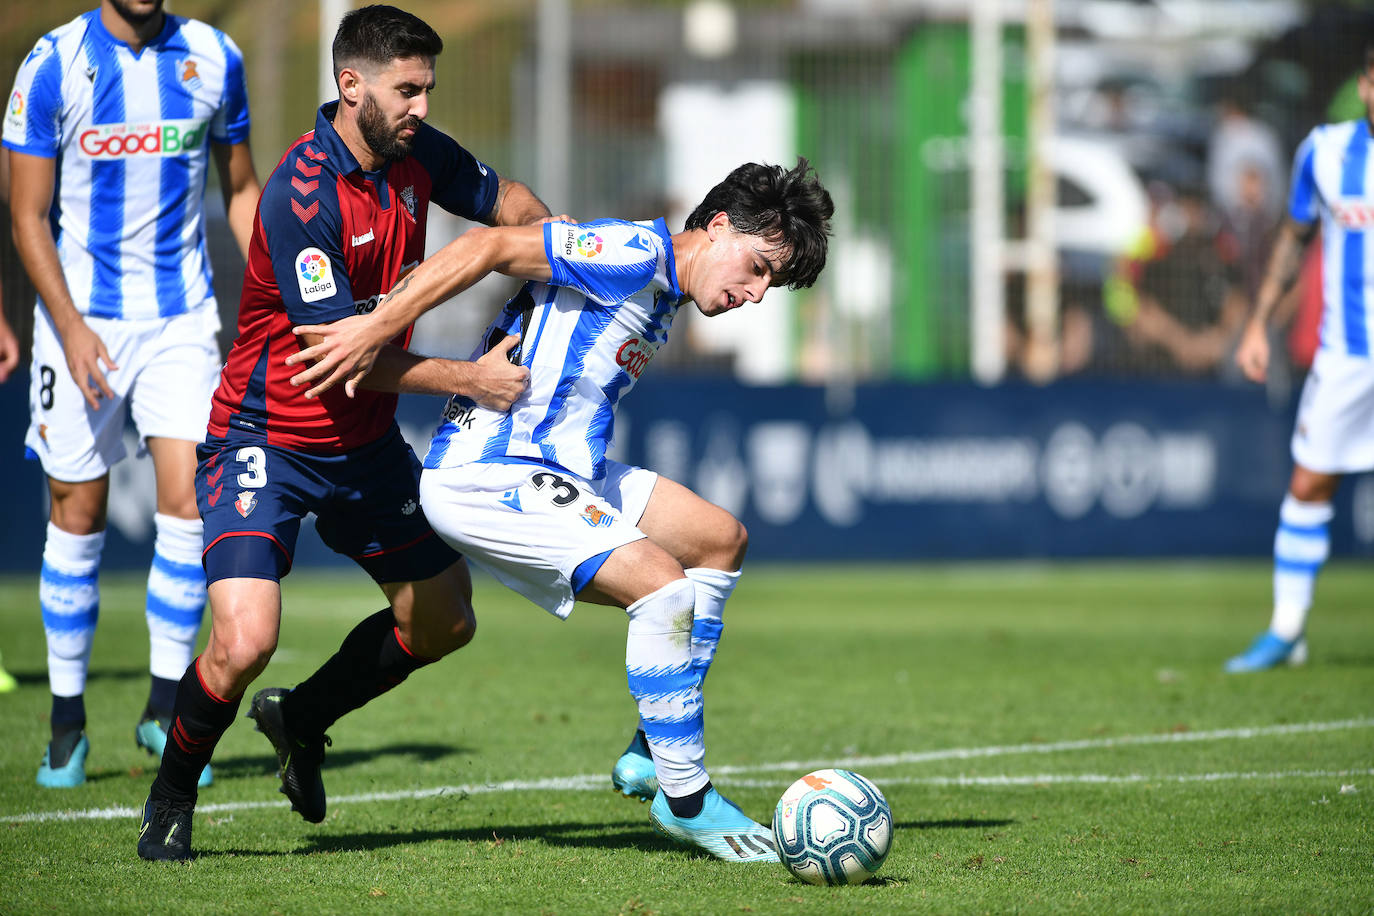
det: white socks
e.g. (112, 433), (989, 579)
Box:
(1270, 495), (1333, 641)
(625, 578), (708, 796)
(40, 523), (104, 697)
(146, 513), (208, 681)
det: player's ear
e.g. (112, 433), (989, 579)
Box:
(706, 211), (731, 240)
(338, 67), (364, 104)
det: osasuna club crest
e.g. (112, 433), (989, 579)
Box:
(235, 490), (257, 518)
(400, 185), (416, 217)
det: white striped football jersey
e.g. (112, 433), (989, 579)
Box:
(424, 218), (685, 480)
(1288, 119), (1374, 357)
(3, 11), (250, 320)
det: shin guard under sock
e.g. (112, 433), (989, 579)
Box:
(153, 659), (241, 802)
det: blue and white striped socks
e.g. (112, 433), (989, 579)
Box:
(41, 522), (104, 714)
(146, 513), (207, 697)
(625, 578), (708, 797)
(1270, 495), (1333, 641)
(685, 567), (738, 680)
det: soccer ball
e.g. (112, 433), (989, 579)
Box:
(772, 768), (893, 885)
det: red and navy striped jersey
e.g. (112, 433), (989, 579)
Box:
(207, 102), (499, 453)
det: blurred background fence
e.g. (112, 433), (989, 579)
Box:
(3, 0), (1374, 568)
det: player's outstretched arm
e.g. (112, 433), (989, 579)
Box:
(287, 223), (551, 398)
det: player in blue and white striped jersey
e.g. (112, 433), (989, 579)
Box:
(3, 0), (260, 786)
(1226, 45), (1374, 672)
(284, 160), (832, 862)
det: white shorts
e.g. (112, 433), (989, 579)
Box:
(1291, 347), (1374, 474)
(419, 459), (658, 619)
(25, 304), (221, 482)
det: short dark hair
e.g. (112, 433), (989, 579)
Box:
(333, 5), (443, 79)
(684, 158), (834, 290)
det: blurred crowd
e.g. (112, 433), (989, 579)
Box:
(1006, 70), (1339, 388)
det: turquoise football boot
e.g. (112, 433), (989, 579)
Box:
(136, 713), (213, 787)
(649, 787), (779, 862)
(611, 730), (658, 802)
(37, 732), (88, 788)
(1225, 630), (1308, 673)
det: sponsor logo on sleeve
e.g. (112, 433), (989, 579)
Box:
(296, 248), (336, 303)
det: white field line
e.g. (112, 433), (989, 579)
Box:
(4, 717), (1371, 825)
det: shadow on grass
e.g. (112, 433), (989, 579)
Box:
(194, 818), (677, 858)
(207, 743), (471, 779)
(5, 666), (146, 687)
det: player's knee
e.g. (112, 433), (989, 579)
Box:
(703, 516), (748, 570)
(438, 601), (477, 654)
(407, 598), (475, 658)
(205, 628), (277, 684)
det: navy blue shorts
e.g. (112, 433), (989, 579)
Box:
(197, 424), (461, 585)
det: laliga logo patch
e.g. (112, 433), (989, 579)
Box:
(401, 498), (417, 516)
(235, 490), (257, 518)
(7, 89), (22, 118)
(296, 247), (336, 303)
(576, 232), (603, 258)
(581, 504), (613, 528)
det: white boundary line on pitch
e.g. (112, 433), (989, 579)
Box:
(4, 717), (1371, 825)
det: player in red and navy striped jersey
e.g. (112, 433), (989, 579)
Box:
(138, 5), (551, 861)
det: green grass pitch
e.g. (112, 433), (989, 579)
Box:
(1, 562), (1371, 914)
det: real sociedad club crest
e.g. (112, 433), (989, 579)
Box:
(235, 490), (257, 518)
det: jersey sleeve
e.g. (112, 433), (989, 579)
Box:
(412, 126), (501, 222)
(209, 30), (251, 145)
(3, 35), (63, 157)
(543, 220), (662, 305)
(258, 166), (355, 324)
(1287, 130), (1319, 225)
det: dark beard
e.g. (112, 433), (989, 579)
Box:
(107, 0), (164, 28)
(358, 92), (418, 163)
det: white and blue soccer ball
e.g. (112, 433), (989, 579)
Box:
(772, 768), (893, 885)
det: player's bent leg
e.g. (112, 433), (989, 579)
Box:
(609, 474), (747, 795)
(38, 477), (108, 789)
(385, 559), (477, 659)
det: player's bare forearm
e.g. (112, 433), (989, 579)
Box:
(213, 141), (262, 259)
(288, 225), (552, 398)
(10, 152), (81, 334)
(359, 340), (529, 410)
(1250, 219), (1315, 329)
(489, 178), (553, 227)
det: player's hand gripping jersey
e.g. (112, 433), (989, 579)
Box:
(1289, 119), (1374, 356)
(424, 219), (684, 480)
(208, 103), (499, 453)
(3, 11), (250, 320)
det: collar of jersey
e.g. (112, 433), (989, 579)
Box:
(311, 101), (377, 179)
(86, 9), (181, 58)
